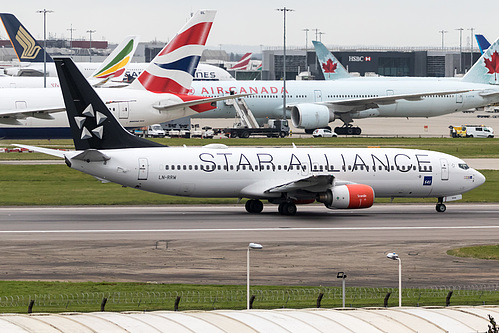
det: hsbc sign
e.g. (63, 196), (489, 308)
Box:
(348, 55), (372, 62)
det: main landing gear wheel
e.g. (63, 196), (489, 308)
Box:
(436, 197), (446, 212)
(245, 199), (264, 213)
(278, 202), (297, 216)
(334, 126), (362, 135)
(436, 203), (446, 213)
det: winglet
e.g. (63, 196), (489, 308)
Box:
(312, 40), (350, 80)
(0, 13), (53, 63)
(130, 10), (216, 94)
(54, 57), (165, 150)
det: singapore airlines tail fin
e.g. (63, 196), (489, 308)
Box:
(313, 40), (350, 80)
(89, 35), (139, 81)
(54, 57), (164, 151)
(475, 34), (491, 54)
(130, 10), (216, 94)
(0, 13), (52, 63)
(229, 52), (252, 70)
(462, 36), (499, 85)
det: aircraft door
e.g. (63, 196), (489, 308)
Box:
(456, 94), (463, 104)
(314, 90), (322, 102)
(138, 158), (149, 180)
(440, 158), (449, 181)
(119, 102), (130, 119)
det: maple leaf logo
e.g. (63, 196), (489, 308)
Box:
(322, 59), (338, 73)
(484, 50), (499, 81)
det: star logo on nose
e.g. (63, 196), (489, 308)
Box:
(74, 104), (107, 140)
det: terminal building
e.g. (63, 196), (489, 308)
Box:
(261, 46), (482, 80)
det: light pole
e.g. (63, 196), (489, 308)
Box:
(87, 29), (96, 62)
(337, 272), (347, 308)
(36, 9), (53, 88)
(67, 24), (76, 58)
(387, 252), (402, 307)
(247, 242), (262, 309)
(456, 28), (463, 73)
(439, 30), (448, 49)
(468, 27), (475, 69)
(302, 28), (309, 52)
(276, 7), (294, 121)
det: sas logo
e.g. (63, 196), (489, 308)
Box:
(15, 26), (41, 59)
(423, 176), (433, 186)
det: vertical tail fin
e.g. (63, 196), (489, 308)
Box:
(229, 52), (252, 70)
(130, 10), (216, 94)
(90, 35), (139, 80)
(0, 13), (53, 63)
(54, 57), (164, 150)
(312, 40), (350, 80)
(462, 36), (499, 85)
(475, 34), (491, 55)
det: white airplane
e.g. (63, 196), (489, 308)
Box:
(0, 13), (233, 83)
(0, 10), (245, 139)
(17, 57), (486, 215)
(188, 37), (499, 135)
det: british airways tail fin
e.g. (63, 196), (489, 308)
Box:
(0, 13), (53, 63)
(475, 34), (491, 55)
(229, 52), (252, 70)
(462, 36), (499, 85)
(312, 40), (350, 80)
(90, 35), (139, 80)
(130, 10), (216, 94)
(54, 57), (164, 151)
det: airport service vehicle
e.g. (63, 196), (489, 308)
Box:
(0, 10), (244, 139)
(192, 38), (499, 136)
(224, 119), (289, 138)
(0, 13), (233, 82)
(133, 124), (166, 138)
(312, 128), (337, 138)
(449, 125), (494, 138)
(17, 58), (486, 215)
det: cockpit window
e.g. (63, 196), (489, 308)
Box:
(459, 163), (469, 170)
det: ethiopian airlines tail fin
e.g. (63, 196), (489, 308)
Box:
(89, 35), (139, 81)
(54, 57), (164, 151)
(313, 40), (350, 80)
(475, 34), (491, 55)
(0, 13), (53, 62)
(229, 52), (252, 70)
(462, 36), (499, 85)
(130, 9), (216, 94)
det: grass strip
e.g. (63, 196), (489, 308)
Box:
(448, 245), (499, 260)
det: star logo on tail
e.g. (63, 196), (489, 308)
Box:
(74, 104), (108, 140)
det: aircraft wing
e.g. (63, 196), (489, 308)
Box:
(320, 89), (472, 113)
(153, 94), (251, 112)
(0, 107), (65, 124)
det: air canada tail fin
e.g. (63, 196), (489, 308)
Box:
(54, 57), (164, 151)
(90, 35), (139, 80)
(130, 9), (216, 94)
(475, 34), (491, 55)
(462, 36), (499, 85)
(0, 13), (53, 63)
(229, 52), (252, 70)
(312, 40), (350, 80)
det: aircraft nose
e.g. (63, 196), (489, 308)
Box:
(474, 170), (486, 187)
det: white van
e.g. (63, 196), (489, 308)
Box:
(464, 125), (494, 138)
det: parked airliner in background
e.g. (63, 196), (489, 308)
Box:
(188, 37), (499, 135)
(0, 13), (234, 83)
(0, 10), (244, 139)
(475, 34), (490, 54)
(17, 57), (486, 215)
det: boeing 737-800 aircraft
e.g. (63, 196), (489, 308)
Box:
(17, 58), (485, 215)
(188, 37), (499, 135)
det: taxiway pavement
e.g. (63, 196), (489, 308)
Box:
(0, 204), (497, 288)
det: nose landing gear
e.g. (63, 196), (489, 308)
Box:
(436, 197), (446, 213)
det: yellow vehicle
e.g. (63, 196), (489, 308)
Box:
(449, 125), (494, 138)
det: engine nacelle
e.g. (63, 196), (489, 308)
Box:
(317, 184), (375, 209)
(290, 104), (331, 129)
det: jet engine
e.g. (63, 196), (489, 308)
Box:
(290, 104), (331, 129)
(316, 184), (375, 209)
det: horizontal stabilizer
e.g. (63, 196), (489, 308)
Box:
(72, 149), (110, 162)
(12, 144), (66, 158)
